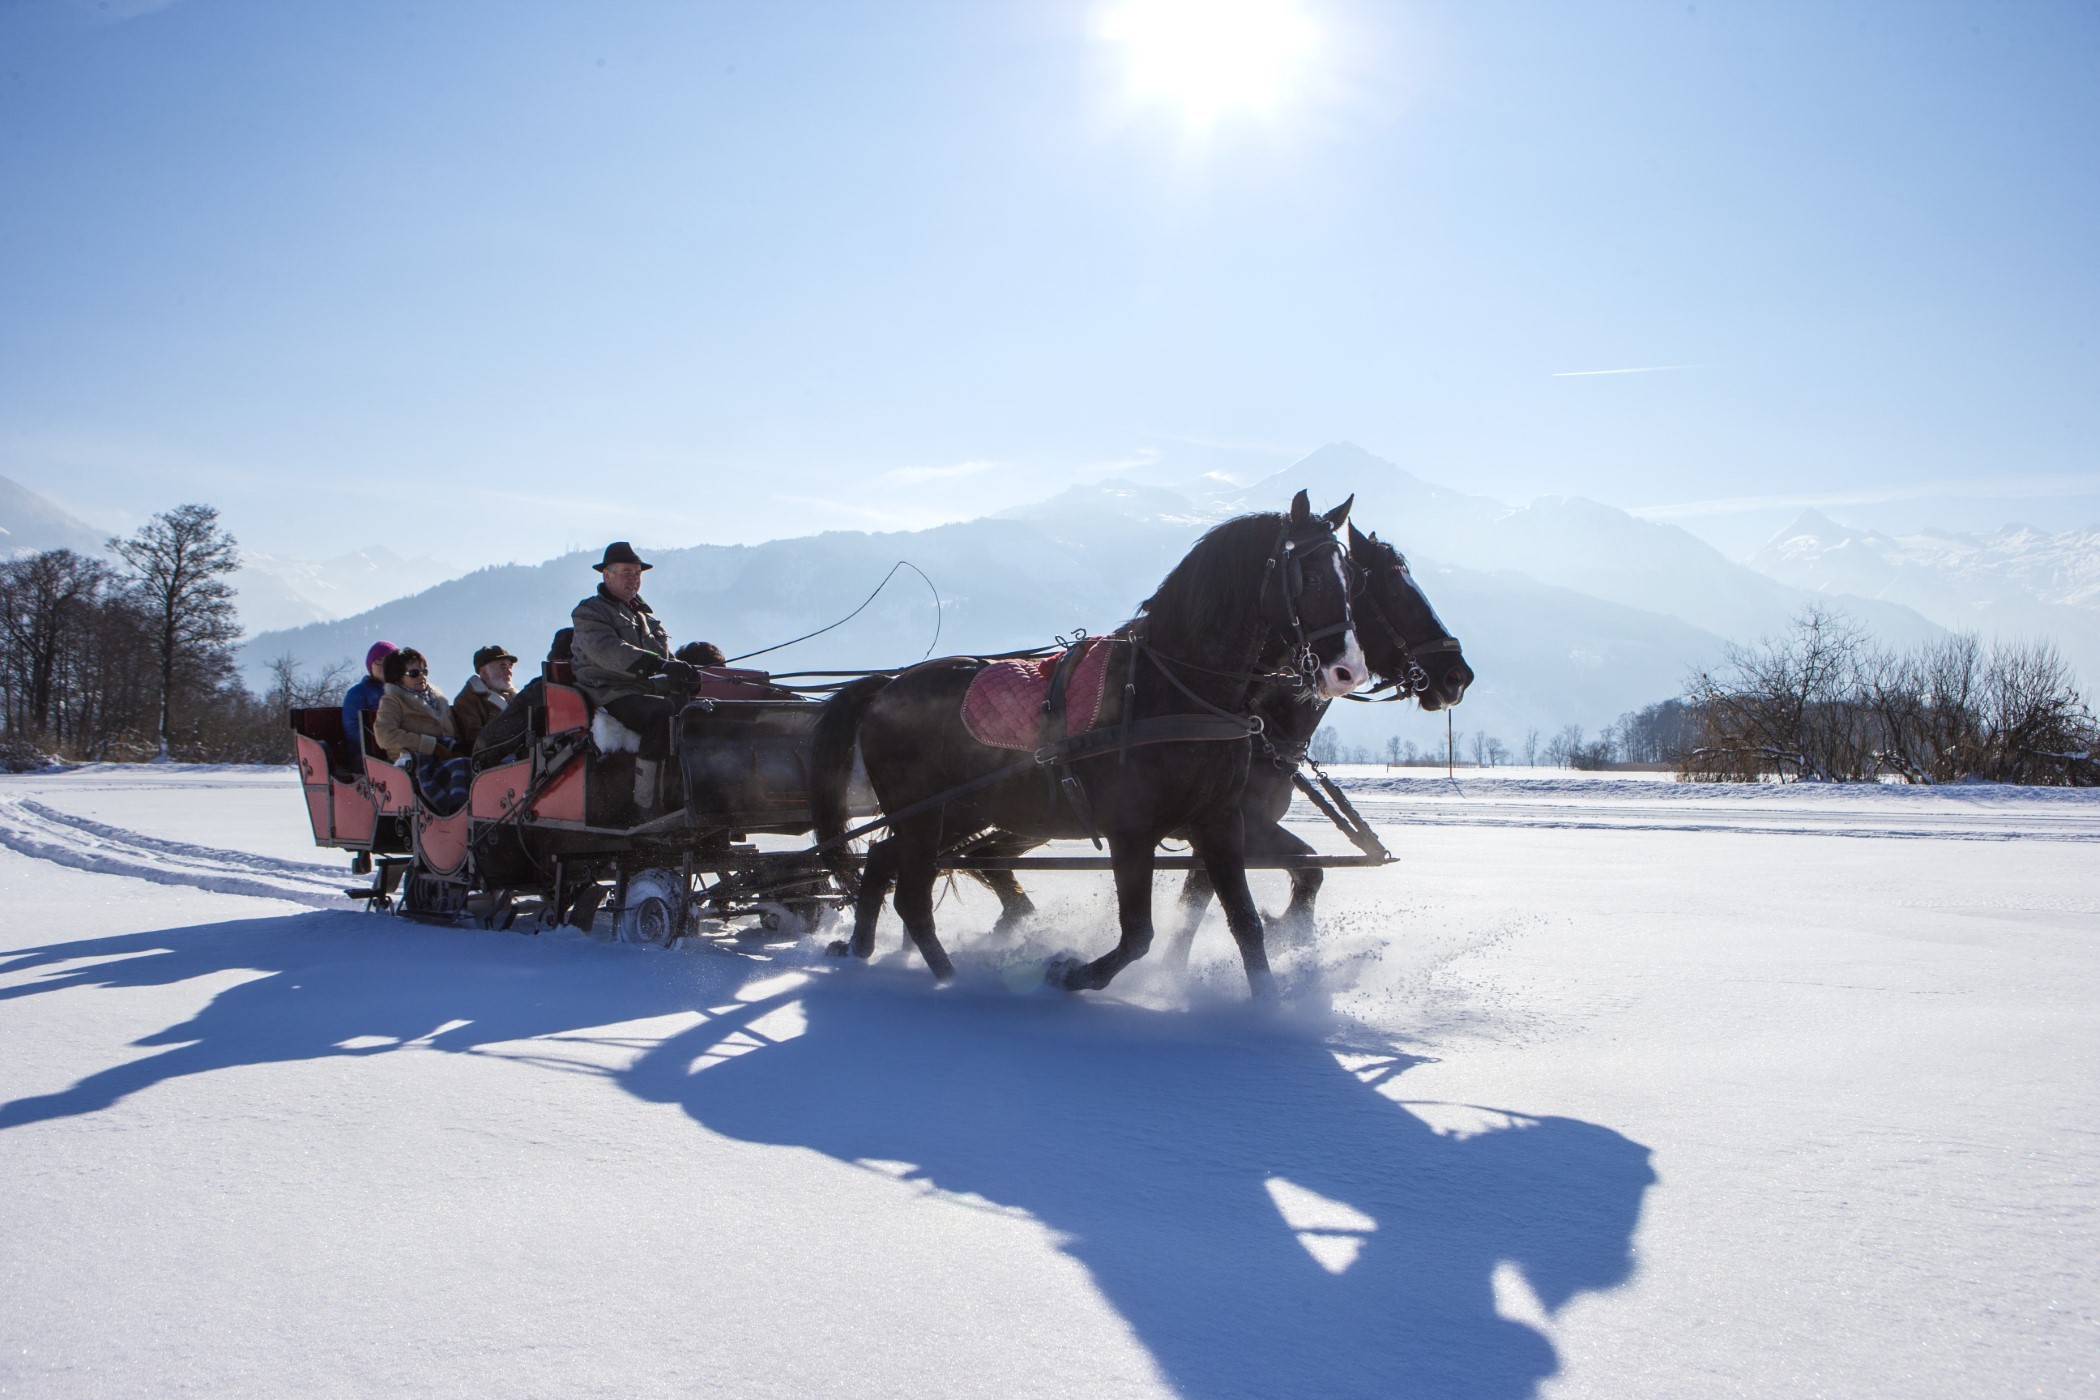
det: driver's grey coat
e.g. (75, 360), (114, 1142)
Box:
(570, 585), (672, 703)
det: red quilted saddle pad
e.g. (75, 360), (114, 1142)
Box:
(961, 641), (1114, 752)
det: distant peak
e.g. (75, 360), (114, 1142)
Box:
(1767, 508), (1848, 545)
(1287, 441), (1394, 473)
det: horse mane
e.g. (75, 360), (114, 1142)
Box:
(1125, 512), (1282, 664)
(1356, 529), (1407, 572)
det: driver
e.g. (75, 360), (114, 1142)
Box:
(570, 541), (702, 817)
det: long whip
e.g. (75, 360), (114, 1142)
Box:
(726, 560), (943, 665)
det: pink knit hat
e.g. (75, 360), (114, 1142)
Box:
(365, 641), (400, 671)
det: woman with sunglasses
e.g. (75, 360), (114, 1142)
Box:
(372, 647), (470, 813)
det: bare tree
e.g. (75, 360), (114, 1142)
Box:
(1616, 699), (1698, 765)
(1977, 639), (2094, 783)
(1543, 723), (1582, 768)
(1523, 727), (1539, 767)
(109, 505), (242, 759)
(1686, 603), (1871, 781)
(1309, 727), (1340, 764)
(1682, 608), (2095, 786)
(0, 550), (110, 740)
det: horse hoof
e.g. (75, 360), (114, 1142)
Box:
(1043, 953), (1087, 992)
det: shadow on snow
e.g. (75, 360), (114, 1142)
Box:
(1, 910), (1655, 1400)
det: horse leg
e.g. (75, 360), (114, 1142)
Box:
(1159, 866), (1214, 974)
(888, 826), (957, 982)
(975, 867), (1037, 939)
(1052, 833), (1155, 992)
(1255, 824), (1322, 945)
(1190, 814), (1277, 1000)
(838, 836), (897, 960)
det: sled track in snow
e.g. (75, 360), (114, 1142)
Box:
(1318, 790), (2100, 843)
(0, 797), (349, 906)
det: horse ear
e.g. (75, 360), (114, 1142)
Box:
(1346, 520), (1369, 554)
(1290, 489), (1312, 525)
(1322, 494), (1355, 530)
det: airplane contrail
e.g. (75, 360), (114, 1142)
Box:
(1551, 364), (1698, 377)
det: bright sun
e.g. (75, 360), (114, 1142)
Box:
(1099, 0), (1318, 128)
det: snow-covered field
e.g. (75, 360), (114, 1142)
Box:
(2, 764), (2095, 1398)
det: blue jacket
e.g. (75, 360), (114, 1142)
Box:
(342, 677), (385, 756)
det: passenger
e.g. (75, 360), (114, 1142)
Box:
(471, 627), (571, 764)
(451, 643), (518, 751)
(676, 641), (727, 667)
(341, 640), (399, 756)
(570, 542), (702, 817)
(372, 647), (470, 813)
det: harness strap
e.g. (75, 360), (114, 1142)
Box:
(1037, 639), (1103, 847)
(804, 712), (1257, 859)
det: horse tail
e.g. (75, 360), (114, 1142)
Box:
(811, 675), (892, 892)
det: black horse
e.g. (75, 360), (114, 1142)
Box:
(810, 493), (1365, 998)
(1161, 523), (1473, 965)
(842, 522), (1475, 962)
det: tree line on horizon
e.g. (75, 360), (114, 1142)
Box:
(1310, 606), (2097, 786)
(1677, 604), (2097, 785)
(0, 505), (345, 768)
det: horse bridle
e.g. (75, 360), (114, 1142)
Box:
(1109, 512), (1361, 739)
(1261, 516), (1356, 695)
(1348, 559), (1464, 702)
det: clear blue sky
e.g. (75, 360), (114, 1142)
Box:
(2, 0), (2095, 565)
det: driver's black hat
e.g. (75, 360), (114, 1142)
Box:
(592, 541), (652, 572)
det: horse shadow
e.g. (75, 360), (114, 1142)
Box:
(625, 974), (1656, 1400)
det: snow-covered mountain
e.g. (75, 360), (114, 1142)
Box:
(1221, 444), (1946, 651)
(243, 446), (1898, 744)
(0, 474), (105, 557)
(1750, 510), (2100, 682)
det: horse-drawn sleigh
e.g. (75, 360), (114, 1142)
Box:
(290, 493), (1471, 996)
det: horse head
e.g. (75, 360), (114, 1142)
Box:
(1277, 491), (1366, 699)
(1347, 522), (1473, 711)
(1133, 492), (1366, 700)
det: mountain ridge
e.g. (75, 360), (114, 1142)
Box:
(240, 444), (1966, 745)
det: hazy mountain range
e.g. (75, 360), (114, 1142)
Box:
(222, 445), (1975, 748)
(0, 472), (456, 637)
(233, 547), (461, 634)
(10, 454), (2095, 749)
(0, 474), (105, 556)
(1752, 510), (2100, 683)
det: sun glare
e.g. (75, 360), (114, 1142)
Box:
(1099, 0), (1318, 128)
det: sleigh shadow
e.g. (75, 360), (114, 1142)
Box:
(0, 909), (789, 1130)
(627, 975), (1656, 1400)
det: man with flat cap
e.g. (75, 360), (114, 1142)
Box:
(451, 642), (519, 751)
(571, 542), (703, 818)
